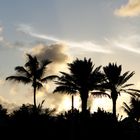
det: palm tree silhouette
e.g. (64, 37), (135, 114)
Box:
(123, 97), (140, 122)
(103, 63), (136, 118)
(6, 54), (57, 108)
(54, 58), (106, 114)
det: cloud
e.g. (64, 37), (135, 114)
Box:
(17, 24), (111, 54)
(41, 89), (80, 114)
(0, 25), (29, 49)
(26, 43), (70, 74)
(30, 43), (69, 64)
(44, 93), (67, 113)
(106, 34), (140, 54)
(0, 96), (17, 114)
(9, 86), (19, 95)
(23, 42), (72, 112)
(115, 0), (140, 17)
(0, 79), (5, 85)
(0, 25), (16, 49)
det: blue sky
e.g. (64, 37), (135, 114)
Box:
(0, 0), (140, 115)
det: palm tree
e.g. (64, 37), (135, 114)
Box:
(54, 58), (107, 114)
(123, 97), (140, 122)
(6, 54), (57, 108)
(103, 63), (136, 118)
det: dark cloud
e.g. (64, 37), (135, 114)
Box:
(35, 43), (68, 62)
(29, 43), (71, 74)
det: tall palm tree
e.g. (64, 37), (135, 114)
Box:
(123, 97), (140, 122)
(6, 54), (57, 108)
(54, 58), (107, 114)
(103, 63), (136, 118)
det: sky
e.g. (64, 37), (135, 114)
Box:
(0, 0), (140, 116)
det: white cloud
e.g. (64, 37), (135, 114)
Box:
(106, 34), (140, 54)
(0, 79), (5, 85)
(9, 86), (19, 95)
(115, 0), (140, 17)
(0, 96), (17, 114)
(17, 24), (112, 54)
(17, 24), (140, 55)
(26, 43), (70, 74)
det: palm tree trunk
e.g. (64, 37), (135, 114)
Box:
(34, 86), (37, 108)
(82, 97), (87, 113)
(81, 90), (88, 115)
(111, 90), (118, 119)
(33, 75), (37, 109)
(112, 98), (116, 118)
(71, 95), (74, 112)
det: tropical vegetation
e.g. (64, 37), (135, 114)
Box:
(6, 54), (57, 108)
(0, 54), (139, 140)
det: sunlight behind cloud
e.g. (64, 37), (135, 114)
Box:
(10, 86), (19, 95)
(91, 98), (111, 113)
(57, 95), (81, 113)
(61, 96), (71, 111)
(37, 91), (45, 98)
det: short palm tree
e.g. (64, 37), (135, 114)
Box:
(6, 54), (57, 108)
(123, 97), (140, 122)
(54, 58), (107, 114)
(103, 63), (137, 118)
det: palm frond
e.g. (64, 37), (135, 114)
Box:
(37, 99), (46, 110)
(122, 102), (131, 116)
(119, 71), (135, 86)
(53, 86), (77, 94)
(121, 84), (134, 88)
(60, 72), (77, 84)
(55, 81), (79, 92)
(124, 89), (140, 97)
(121, 89), (137, 97)
(36, 59), (52, 79)
(15, 66), (31, 77)
(6, 76), (31, 84)
(93, 66), (102, 74)
(89, 71), (105, 89)
(128, 89), (140, 93)
(68, 58), (94, 77)
(103, 63), (122, 84)
(91, 91), (110, 98)
(41, 59), (52, 67)
(55, 75), (79, 90)
(41, 75), (58, 82)
(25, 54), (39, 73)
(99, 83), (111, 90)
(36, 81), (43, 89)
(118, 71), (129, 85)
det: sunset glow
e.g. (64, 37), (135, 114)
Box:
(0, 0), (140, 117)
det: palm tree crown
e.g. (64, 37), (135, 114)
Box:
(6, 54), (57, 108)
(103, 63), (135, 118)
(123, 97), (140, 122)
(54, 58), (106, 114)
